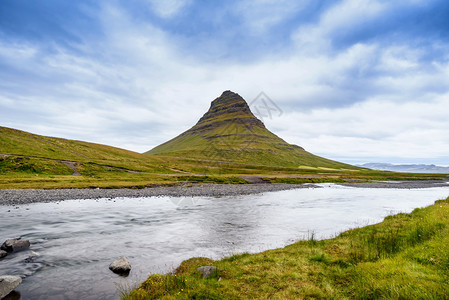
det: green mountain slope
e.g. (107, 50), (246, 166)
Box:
(146, 91), (357, 170)
(0, 126), (172, 175)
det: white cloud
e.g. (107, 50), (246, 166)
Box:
(267, 94), (449, 163)
(147, 0), (191, 18)
(292, 0), (387, 53)
(378, 46), (420, 72)
(320, 0), (386, 30)
(0, 42), (37, 61)
(235, 0), (309, 34)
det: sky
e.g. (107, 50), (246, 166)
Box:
(1, 0), (449, 165)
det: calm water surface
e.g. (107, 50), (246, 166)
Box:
(1, 183), (449, 299)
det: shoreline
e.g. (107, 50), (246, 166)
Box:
(0, 180), (448, 206)
(338, 180), (449, 189)
(0, 183), (310, 206)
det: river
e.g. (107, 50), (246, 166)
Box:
(1, 183), (449, 299)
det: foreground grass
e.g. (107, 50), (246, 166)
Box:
(124, 197), (449, 299)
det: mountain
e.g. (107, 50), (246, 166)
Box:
(359, 163), (449, 174)
(146, 90), (357, 169)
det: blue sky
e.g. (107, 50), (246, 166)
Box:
(1, 0), (449, 165)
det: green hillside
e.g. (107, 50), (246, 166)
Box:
(146, 91), (357, 170)
(0, 126), (189, 188)
(0, 126), (172, 173)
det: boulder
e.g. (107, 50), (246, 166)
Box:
(0, 275), (22, 299)
(196, 266), (218, 279)
(0, 250), (7, 259)
(1, 238), (30, 253)
(109, 257), (131, 275)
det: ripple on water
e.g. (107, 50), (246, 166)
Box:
(1, 185), (449, 299)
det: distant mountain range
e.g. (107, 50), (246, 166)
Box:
(358, 163), (449, 174)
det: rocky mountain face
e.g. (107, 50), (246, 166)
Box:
(197, 91), (258, 122)
(192, 90), (265, 131)
(146, 91), (356, 169)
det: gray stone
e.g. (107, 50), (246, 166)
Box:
(0, 275), (22, 299)
(1, 238), (30, 253)
(0, 250), (7, 259)
(196, 266), (218, 279)
(109, 257), (131, 275)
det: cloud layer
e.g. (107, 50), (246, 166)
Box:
(1, 0), (448, 164)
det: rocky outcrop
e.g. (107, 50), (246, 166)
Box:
(0, 275), (22, 299)
(1, 238), (30, 253)
(0, 250), (7, 259)
(109, 257), (131, 275)
(197, 91), (259, 122)
(196, 266), (218, 279)
(193, 91), (266, 132)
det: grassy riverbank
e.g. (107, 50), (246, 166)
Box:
(124, 196), (449, 299)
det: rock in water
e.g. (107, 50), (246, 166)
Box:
(0, 250), (7, 259)
(0, 276), (22, 299)
(196, 266), (218, 279)
(1, 238), (30, 253)
(109, 257), (131, 275)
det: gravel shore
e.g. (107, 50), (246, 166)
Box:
(338, 180), (449, 189)
(0, 183), (311, 206)
(1, 181), (448, 206)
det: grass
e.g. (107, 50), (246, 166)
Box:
(123, 197), (449, 299)
(0, 126), (175, 173)
(0, 126), (447, 189)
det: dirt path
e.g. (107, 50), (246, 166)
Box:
(169, 168), (194, 174)
(61, 161), (81, 176)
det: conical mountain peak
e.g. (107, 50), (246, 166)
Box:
(208, 90), (249, 112)
(145, 91), (355, 170)
(195, 90), (262, 128)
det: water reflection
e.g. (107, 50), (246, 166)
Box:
(0, 184), (448, 299)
